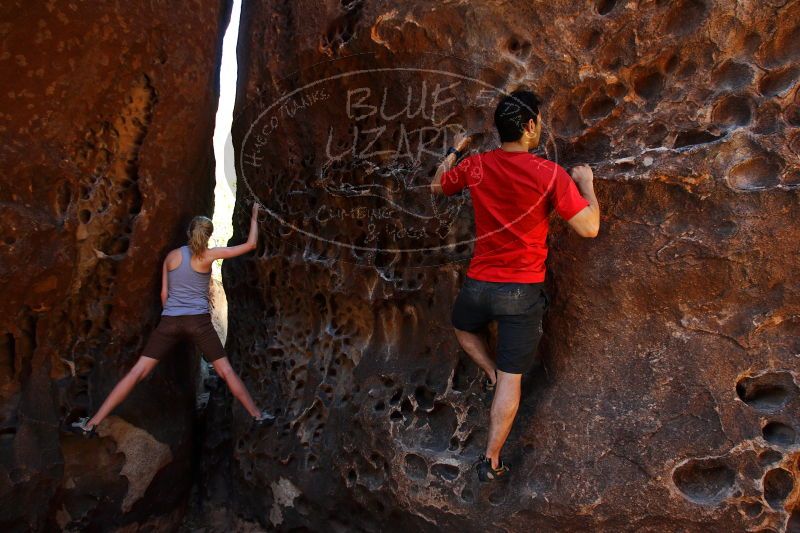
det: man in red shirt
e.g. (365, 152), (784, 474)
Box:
(431, 90), (600, 482)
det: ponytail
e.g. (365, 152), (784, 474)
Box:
(187, 216), (213, 257)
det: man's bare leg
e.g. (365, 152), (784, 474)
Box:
(87, 356), (160, 428)
(212, 357), (260, 418)
(454, 328), (497, 385)
(485, 370), (522, 469)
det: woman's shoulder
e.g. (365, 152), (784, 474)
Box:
(164, 247), (185, 266)
(167, 246), (186, 257)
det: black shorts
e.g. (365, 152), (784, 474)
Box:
(451, 277), (549, 374)
(141, 313), (226, 362)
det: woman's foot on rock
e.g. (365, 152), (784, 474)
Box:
(253, 409), (276, 428)
(69, 417), (97, 438)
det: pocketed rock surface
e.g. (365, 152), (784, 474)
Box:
(0, 1), (230, 530)
(212, 0), (800, 531)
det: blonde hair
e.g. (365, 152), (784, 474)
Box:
(187, 216), (213, 257)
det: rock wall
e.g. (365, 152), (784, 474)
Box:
(0, 0), (231, 530)
(214, 0), (800, 531)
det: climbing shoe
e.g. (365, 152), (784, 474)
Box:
(69, 417), (98, 439)
(253, 410), (276, 428)
(475, 454), (509, 482)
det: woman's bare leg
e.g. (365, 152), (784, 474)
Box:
(87, 356), (160, 428)
(212, 357), (260, 417)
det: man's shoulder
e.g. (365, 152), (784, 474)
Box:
(528, 154), (563, 171)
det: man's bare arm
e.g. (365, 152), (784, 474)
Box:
(567, 164), (600, 238)
(430, 151), (458, 195)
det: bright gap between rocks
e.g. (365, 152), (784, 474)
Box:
(209, 0), (242, 346)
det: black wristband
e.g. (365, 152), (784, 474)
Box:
(446, 147), (462, 159)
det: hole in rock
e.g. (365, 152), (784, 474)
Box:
(414, 386), (435, 411)
(644, 122), (669, 148)
(451, 354), (473, 392)
(422, 402), (458, 452)
(758, 450), (783, 466)
(403, 454), (427, 480)
(400, 398), (413, 415)
(56, 180), (72, 216)
(448, 437), (460, 452)
(389, 388), (403, 405)
(763, 468), (794, 509)
(581, 94), (616, 121)
(569, 131), (611, 163)
(742, 501), (763, 518)
(728, 157), (782, 192)
(506, 36), (532, 58)
(79, 209), (91, 224)
(762, 421), (796, 446)
(711, 61), (755, 91)
(632, 69), (665, 103)
(581, 28), (602, 50)
(712, 95), (753, 127)
(672, 459), (736, 505)
(758, 66), (799, 97)
(736, 371), (798, 411)
(109, 237), (130, 255)
(596, 0), (617, 15)
(431, 463), (459, 481)
(673, 129), (724, 149)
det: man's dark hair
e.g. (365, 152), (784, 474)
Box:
(494, 90), (541, 143)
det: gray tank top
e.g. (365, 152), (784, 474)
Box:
(162, 246), (211, 316)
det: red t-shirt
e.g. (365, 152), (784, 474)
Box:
(441, 149), (589, 282)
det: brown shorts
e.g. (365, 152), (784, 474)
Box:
(141, 313), (226, 362)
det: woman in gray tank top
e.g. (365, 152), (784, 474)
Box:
(71, 203), (274, 436)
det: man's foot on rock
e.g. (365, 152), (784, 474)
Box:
(69, 417), (97, 438)
(475, 454), (509, 482)
(253, 410), (276, 428)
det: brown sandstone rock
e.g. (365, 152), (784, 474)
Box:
(0, 1), (231, 530)
(213, 0), (800, 531)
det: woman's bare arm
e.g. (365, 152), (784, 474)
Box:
(160, 259), (169, 306)
(207, 203), (261, 261)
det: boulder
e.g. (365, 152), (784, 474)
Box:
(215, 0), (800, 531)
(0, 1), (231, 530)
